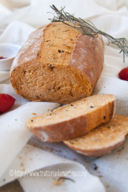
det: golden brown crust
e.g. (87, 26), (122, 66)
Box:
(66, 140), (125, 157)
(27, 94), (115, 142)
(10, 22), (104, 103)
(64, 114), (128, 157)
(11, 27), (44, 70)
(71, 34), (104, 89)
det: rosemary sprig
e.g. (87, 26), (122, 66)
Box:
(50, 4), (128, 62)
(56, 176), (75, 183)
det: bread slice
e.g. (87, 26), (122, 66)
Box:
(27, 94), (115, 142)
(64, 114), (128, 157)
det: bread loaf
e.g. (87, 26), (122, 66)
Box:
(27, 94), (115, 142)
(64, 114), (128, 157)
(10, 22), (104, 103)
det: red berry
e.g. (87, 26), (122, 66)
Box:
(0, 94), (15, 113)
(119, 68), (128, 81)
(0, 56), (6, 60)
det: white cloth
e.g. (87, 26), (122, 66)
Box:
(1, 144), (105, 192)
(0, 0), (128, 192)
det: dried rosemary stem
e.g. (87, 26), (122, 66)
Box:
(50, 4), (128, 62)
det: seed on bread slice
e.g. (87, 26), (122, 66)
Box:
(64, 114), (128, 157)
(27, 94), (115, 142)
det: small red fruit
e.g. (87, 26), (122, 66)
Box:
(0, 94), (15, 113)
(119, 67), (128, 81)
(0, 56), (6, 60)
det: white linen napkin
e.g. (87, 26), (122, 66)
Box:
(0, 85), (105, 192)
(0, 144), (105, 192)
(0, 0), (128, 192)
(0, 84), (59, 178)
(94, 139), (128, 192)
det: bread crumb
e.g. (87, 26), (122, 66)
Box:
(98, 175), (103, 178)
(32, 113), (37, 115)
(18, 156), (22, 160)
(22, 168), (26, 172)
(20, 162), (24, 167)
(44, 146), (54, 152)
(53, 177), (75, 186)
(53, 178), (65, 186)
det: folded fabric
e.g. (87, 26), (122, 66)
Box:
(0, 144), (105, 192)
(0, 71), (9, 83)
(0, 21), (34, 83)
(0, 84), (59, 178)
(0, 21), (34, 45)
(94, 139), (128, 192)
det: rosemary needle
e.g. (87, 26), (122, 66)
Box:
(50, 4), (128, 62)
(57, 176), (75, 183)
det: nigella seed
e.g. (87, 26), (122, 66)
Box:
(60, 104), (64, 107)
(92, 163), (98, 170)
(48, 64), (56, 70)
(70, 91), (73, 97)
(70, 104), (74, 106)
(90, 105), (94, 108)
(58, 49), (64, 53)
(104, 116), (106, 119)
(46, 40), (51, 42)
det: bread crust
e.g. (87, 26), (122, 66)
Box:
(71, 33), (104, 89)
(10, 22), (104, 103)
(64, 114), (128, 157)
(11, 27), (44, 71)
(65, 139), (124, 157)
(27, 94), (115, 142)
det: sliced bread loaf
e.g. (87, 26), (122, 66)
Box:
(64, 114), (128, 157)
(27, 94), (115, 142)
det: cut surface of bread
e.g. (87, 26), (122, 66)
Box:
(64, 114), (128, 157)
(27, 94), (115, 142)
(10, 22), (104, 103)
